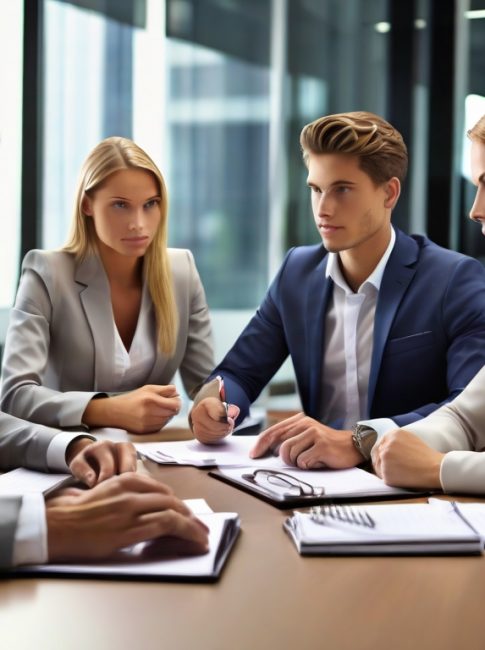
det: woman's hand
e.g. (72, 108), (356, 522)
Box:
(82, 384), (182, 434)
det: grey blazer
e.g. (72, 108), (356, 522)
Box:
(0, 495), (22, 568)
(1, 248), (215, 429)
(0, 410), (60, 472)
(405, 366), (485, 495)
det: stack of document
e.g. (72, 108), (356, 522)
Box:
(284, 499), (485, 555)
(134, 436), (266, 467)
(17, 507), (240, 582)
(0, 469), (240, 582)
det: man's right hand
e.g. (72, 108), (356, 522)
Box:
(190, 397), (240, 444)
(45, 473), (209, 561)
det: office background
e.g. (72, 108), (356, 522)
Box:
(1, 0), (485, 393)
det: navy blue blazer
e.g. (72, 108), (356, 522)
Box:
(214, 229), (485, 427)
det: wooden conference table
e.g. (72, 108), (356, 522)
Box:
(2, 430), (485, 650)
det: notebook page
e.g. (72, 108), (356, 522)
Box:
(454, 503), (485, 540)
(292, 503), (478, 544)
(0, 468), (70, 495)
(219, 465), (411, 497)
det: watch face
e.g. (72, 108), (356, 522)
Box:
(353, 427), (377, 460)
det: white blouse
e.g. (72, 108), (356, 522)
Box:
(111, 285), (157, 392)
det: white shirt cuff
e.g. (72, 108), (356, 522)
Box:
(357, 418), (398, 442)
(12, 494), (48, 566)
(46, 432), (95, 472)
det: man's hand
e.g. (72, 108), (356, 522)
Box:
(372, 429), (444, 489)
(66, 438), (137, 487)
(190, 397), (240, 445)
(82, 385), (182, 434)
(249, 412), (363, 469)
(45, 473), (209, 561)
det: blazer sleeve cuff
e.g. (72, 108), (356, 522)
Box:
(357, 417), (398, 443)
(46, 432), (96, 472)
(57, 391), (107, 429)
(440, 451), (485, 495)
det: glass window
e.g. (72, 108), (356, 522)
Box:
(165, 40), (270, 308)
(41, 0), (271, 312)
(459, 1), (485, 262)
(284, 0), (390, 248)
(0, 2), (23, 310)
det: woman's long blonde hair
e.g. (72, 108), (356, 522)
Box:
(63, 136), (178, 356)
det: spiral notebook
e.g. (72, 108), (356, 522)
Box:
(284, 499), (485, 555)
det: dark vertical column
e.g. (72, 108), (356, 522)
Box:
(21, 0), (44, 260)
(387, 0), (416, 233)
(425, 0), (455, 248)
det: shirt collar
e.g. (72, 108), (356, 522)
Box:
(325, 226), (396, 293)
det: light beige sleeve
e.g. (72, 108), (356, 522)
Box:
(405, 366), (485, 494)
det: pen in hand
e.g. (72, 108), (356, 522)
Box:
(219, 401), (230, 424)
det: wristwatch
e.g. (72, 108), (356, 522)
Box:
(351, 424), (378, 461)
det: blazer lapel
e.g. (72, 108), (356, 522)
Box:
(306, 254), (333, 417)
(367, 230), (419, 412)
(75, 255), (116, 391)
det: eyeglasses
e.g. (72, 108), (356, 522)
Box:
(241, 469), (325, 498)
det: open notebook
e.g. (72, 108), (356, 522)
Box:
(12, 511), (240, 582)
(284, 499), (485, 555)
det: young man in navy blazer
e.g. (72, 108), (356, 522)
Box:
(190, 111), (485, 470)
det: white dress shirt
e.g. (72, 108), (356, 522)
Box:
(321, 228), (396, 430)
(12, 494), (47, 566)
(112, 285), (157, 392)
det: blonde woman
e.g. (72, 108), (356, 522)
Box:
(1, 137), (214, 434)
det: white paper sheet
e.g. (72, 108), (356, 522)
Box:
(135, 435), (291, 468)
(454, 502), (485, 539)
(0, 468), (71, 496)
(218, 464), (417, 498)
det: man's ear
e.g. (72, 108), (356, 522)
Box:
(81, 195), (93, 216)
(384, 177), (401, 210)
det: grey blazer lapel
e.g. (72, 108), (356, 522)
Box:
(367, 231), (419, 411)
(75, 255), (116, 390)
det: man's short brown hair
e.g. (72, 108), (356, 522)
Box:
(468, 114), (485, 144)
(300, 111), (408, 185)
